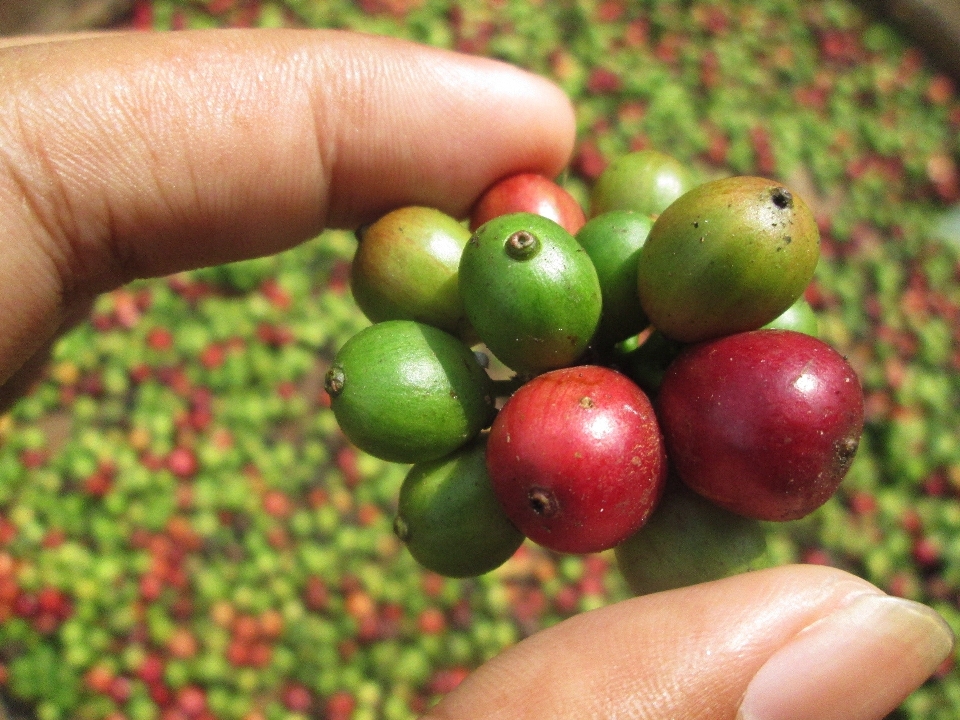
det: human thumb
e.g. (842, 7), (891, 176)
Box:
(426, 564), (953, 720)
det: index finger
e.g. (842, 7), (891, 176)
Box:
(0, 29), (576, 384)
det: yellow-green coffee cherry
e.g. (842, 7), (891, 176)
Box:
(637, 176), (820, 343)
(589, 149), (695, 218)
(350, 206), (472, 335)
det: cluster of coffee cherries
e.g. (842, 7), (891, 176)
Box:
(324, 150), (865, 594)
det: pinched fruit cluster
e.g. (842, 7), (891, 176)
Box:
(324, 150), (865, 592)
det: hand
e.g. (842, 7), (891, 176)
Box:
(0, 29), (952, 720)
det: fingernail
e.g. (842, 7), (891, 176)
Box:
(738, 594), (954, 720)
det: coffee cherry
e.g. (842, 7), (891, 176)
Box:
(637, 176), (820, 343)
(617, 329), (685, 397)
(350, 206), (472, 334)
(589, 149), (695, 218)
(394, 439), (524, 578)
(575, 210), (654, 348)
(615, 483), (772, 595)
(459, 212), (602, 373)
(326, 320), (495, 463)
(764, 295), (819, 336)
(470, 173), (586, 235)
(657, 329), (864, 521)
(486, 366), (667, 553)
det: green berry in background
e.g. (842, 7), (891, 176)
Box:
(636, 176), (820, 343)
(350, 206), (472, 335)
(614, 482), (773, 596)
(459, 212), (602, 373)
(575, 210), (654, 348)
(764, 295), (819, 337)
(589, 150), (696, 218)
(393, 439), (525, 578)
(325, 320), (495, 464)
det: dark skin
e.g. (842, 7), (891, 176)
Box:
(0, 30), (952, 720)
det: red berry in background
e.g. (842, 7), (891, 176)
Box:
(108, 676), (133, 704)
(657, 329), (864, 522)
(486, 366), (667, 553)
(177, 685), (207, 717)
(282, 683), (313, 712)
(84, 664), (114, 694)
(137, 654), (166, 685)
(325, 691), (356, 720)
(469, 173), (586, 234)
(167, 447), (198, 479)
(147, 327), (174, 351)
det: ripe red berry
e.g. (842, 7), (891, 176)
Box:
(325, 691), (356, 720)
(177, 685), (207, 717)
(470, 173), (586, 234)
(486, 366), (667, 553)
(657, 329), (864, 521)
(147, 327), (174, 351)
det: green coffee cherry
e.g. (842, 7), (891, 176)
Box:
(394, 439), (524, 578)
(576, 210), (654, 348)
(615, 483), (772, 595)
(325, 321), (495, 463)
(764, 295), (818, 336)
(589, 150), (695, 218)
(617, 329), (684, 397)
(459, 213), (602, 373)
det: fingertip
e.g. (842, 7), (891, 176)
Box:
(428, 565), (930, 720)
(476, 54), (578, 172)
(317, 34), (578, 226)
(475, 56), (578, 178)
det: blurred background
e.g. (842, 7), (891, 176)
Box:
(0, 1), (958, 719)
